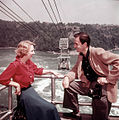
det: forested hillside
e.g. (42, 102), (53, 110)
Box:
(0, 19), (119, 51)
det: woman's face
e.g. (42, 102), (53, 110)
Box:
(26, 45), (35, 60)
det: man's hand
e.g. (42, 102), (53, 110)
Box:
(97, 77), (108, 85)
(62, 76), (70, 88)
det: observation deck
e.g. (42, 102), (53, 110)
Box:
(0, 75), (119, 120)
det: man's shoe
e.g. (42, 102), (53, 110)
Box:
(63, 111), (80, 118)
(72, 110), (80, 117)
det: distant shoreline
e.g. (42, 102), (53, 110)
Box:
(109, 47), (119, 52)
(0, 47), (16, 49)
(0, 47), (119, 55)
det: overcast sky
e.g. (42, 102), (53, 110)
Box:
(0, 0), (119, 25)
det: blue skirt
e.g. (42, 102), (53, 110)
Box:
(18, 86), (60, 120)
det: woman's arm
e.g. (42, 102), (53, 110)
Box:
(0, 62), (21, 95)
(31, 60), (58, 76)
(0, 63), (16, 85)
(42, 70), (58, 77)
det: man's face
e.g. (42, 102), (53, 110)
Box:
(74, 37), (85, 52)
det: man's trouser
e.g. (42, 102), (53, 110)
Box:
(63, 81), (112, 120)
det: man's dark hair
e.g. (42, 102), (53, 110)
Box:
(74, 32), (90, 47)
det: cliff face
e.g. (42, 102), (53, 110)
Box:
(0, 19), (119, 51)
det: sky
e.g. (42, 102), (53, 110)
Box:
(0, 0), (119, 25)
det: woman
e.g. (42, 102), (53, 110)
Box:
(0, 40), (60, 120)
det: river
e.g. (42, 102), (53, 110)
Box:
(0, 48), (119, 116)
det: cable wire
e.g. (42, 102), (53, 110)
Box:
(47, 0), (59, 24)
(53, 0), (62, 23)
(12, 0), (49, 36)
(0, 1), (39, 35)
(53, 0), (67, 37)
(0, 8), (24, 35)
(41, 0), (59, 32)
(0, 5), (38, 36)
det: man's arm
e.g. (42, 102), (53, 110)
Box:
(62, 55), (81, 88)
(96, 48), (119, 84)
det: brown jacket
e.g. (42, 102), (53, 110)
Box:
(66, 46), (119, 103)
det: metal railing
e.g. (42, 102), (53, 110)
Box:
(0, 86), (13, 120)
(34, 74), (64, 103)
(0, 75), (119, 120)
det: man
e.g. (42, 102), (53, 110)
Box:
(62, 32), (119, 120)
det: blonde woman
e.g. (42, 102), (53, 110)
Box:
(0, 40), (60, 120)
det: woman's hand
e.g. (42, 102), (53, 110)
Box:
(9, 81), (21, 95)
(15, 83), (21, 95)
(42, 70), (61, 77)
(50, 71), (62, 78)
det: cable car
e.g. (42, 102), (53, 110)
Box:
(58, 38), (70, 70)
(58, 55), (70, 70)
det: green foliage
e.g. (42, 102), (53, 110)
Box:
(0, 19), (119, 51)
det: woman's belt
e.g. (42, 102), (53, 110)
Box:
(21, 85), (31, 91)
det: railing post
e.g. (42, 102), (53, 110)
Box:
(51, 76), (56, 103)
(8, 86), (12, 120)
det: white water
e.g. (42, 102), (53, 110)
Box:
(0, 48), (119, 116)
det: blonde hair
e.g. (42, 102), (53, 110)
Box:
(15, 40), (35, 58)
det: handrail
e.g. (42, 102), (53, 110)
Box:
(0, 86), (7, 91)
(0, 75), (119, 120)
(35, 75), (119, 108)
(35, 74), (64, 102)
(0, 86), (12, 120)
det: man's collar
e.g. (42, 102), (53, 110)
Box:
(80, 47), (89, 58)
